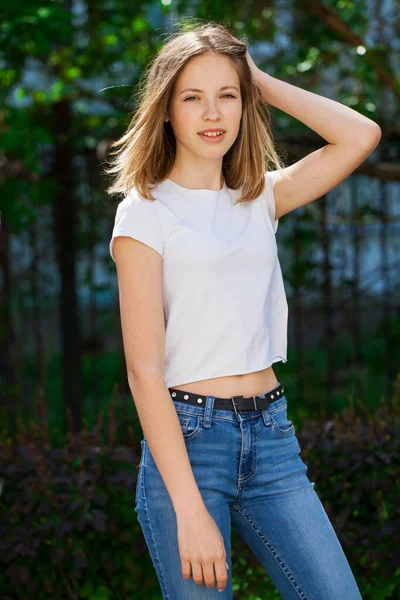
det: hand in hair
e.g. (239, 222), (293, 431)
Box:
(246, 49), (259, 77)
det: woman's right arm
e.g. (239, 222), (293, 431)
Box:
(129, 375), (207, 517)
(113, 235), (229, 592)
(113, 235), (205, 516)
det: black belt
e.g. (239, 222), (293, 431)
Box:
(168, 383), (285, 412)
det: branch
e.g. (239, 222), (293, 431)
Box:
(300, 0), (400, 99)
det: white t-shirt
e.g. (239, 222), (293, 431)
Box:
(109, 171), (288, 388)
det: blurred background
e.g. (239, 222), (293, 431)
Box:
(0, 1), (399, 599)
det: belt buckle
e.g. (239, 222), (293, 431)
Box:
(231, 395), (259, 412)
(231, 395), (245, 413)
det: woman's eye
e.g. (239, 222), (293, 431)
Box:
(184, 94), (236, 101)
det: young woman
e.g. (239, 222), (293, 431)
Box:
(106, 21), (380, 599)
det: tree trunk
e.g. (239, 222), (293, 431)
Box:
(50, 98), (82, 432)
(0, 217), (21, 433)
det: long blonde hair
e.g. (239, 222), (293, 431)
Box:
(104, 19), (287, 203)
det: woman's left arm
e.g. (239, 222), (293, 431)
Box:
(246, 51), (382, 219)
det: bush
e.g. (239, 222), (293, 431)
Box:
(295, 387), (400, 600)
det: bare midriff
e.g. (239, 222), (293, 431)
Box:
(170, 365), (280, 398)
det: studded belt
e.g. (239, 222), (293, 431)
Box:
(168, 383), (285, 413)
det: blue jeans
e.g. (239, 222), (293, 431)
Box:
(134, 383), (363, 599)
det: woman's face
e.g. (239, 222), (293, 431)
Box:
(166, 53), (243, 160)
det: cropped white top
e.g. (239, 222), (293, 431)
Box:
(109, 171), (288, 388)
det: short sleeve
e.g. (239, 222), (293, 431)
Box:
(109, 194), (165, 262)
(263, 171), (279, 234)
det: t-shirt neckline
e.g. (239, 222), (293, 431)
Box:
(164, 177), (227, 195)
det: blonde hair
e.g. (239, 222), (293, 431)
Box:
(104, 19), (287, 203)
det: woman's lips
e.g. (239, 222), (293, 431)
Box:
(198, 132), (226, 143)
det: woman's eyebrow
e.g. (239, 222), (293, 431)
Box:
(178, 85), (240, 95)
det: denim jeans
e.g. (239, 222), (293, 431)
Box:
(134, 383), (363, 599)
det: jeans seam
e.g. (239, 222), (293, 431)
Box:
(141, 453), (171, 599)
(239, 415), (259, 483)
(232, 504), (309, 600)
(173, 410), (263, 423)
(173, 408), (286, 422)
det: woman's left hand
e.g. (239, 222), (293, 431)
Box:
(246, 50), (260, 78)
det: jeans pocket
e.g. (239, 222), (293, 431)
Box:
(177, 412), (202, 441)
(269, 398), (295, 437)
